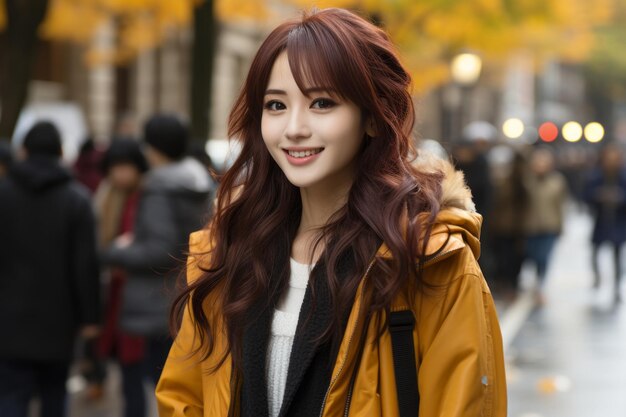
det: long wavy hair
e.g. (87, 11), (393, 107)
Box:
(171, 8), (444, 372)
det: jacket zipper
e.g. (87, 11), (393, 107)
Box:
(318, 258), (376, 417)
(342, 311), (371, 417)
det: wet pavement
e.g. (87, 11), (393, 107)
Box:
(505, 206), (626, 417)
(66, 364), (158, 417)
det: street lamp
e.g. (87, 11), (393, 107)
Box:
(451, 53), (483, 87)
(448, 52), (483, 142)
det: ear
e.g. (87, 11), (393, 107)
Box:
(365, 118), (376, 137)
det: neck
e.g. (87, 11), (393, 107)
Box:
(292, 175), (354, 263)
(299, 169), (356, 229)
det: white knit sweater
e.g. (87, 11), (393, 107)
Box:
(266, 258), (312, 417)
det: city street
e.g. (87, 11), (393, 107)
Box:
(63, 206), (626, 417)
(504, 205), (626, 417)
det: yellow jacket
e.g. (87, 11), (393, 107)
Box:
(156, 161), (507, 417)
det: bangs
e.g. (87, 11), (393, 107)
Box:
(285, 23), (361, 102)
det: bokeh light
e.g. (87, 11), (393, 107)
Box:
(562, 122), (583, 142)
(584, 122), (605, 143)
(539, 122), (559, 142)
(450, 53), (483, 86)
(502, 118), (525, 139)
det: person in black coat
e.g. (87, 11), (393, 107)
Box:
(584, 144), (626, 303)
(0, 121), (100, 417)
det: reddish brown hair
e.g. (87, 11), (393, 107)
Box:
(171, 8), (443, 371)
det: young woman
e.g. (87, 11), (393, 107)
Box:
(95, 138), (150, 416)
(157, 8), (506, 417)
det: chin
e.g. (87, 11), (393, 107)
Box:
(282, 171), (322, 189)
(284, 177), (317, 189)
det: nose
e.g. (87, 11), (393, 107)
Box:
(284, 107), (311, 141)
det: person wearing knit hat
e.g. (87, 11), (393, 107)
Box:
(86, 137), (149, 410)
(101, 137), (149, 177)
(143, 114), (188, 162)
(100, 114), (214, 404)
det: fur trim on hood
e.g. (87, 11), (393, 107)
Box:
(415, 153), (476, 212)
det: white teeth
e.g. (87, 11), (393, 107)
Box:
(287, 149), (322, 158)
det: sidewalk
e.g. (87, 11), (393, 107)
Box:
(499, 206), (626, 417)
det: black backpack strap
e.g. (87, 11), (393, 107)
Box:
(389, 310), (420, 417)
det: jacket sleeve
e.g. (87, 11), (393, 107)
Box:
(156, 231), (211, 416)
(102, 191), (179, 272)
(156, 301), (205, 416)
(417, 263), (507, 417)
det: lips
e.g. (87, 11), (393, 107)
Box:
(282, 147), (324, 166)
(285, 148), (324, 158)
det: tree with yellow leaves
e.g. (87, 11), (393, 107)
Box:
(0, 0), (616, 139)
(0, 0), (206, 139)
(584, 0), (626, 141)
(0, 0), (51, 139)
(289, 0), (612, 92)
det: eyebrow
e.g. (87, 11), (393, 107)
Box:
(264, 87), (335, 96)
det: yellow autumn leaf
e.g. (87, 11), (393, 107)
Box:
(40, 0), (106, 42)
(0, 0), (6, 31)
(216, 0), (270, 21)
(120, 15), (161, 51)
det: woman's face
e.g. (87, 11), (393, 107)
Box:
(109, 163), (142, 191)
(261, 52), (366, 191)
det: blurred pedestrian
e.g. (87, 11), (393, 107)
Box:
(0, 141), (13, 178)
(452, 136), (496, 284)
(490, 149), (529, 300)
(0, 121), (100, 417)
(101, 114), (212, 407)
(523, 147), (568, 304)
(74, 138), (127, 401)
(584, 144), (626, 303)
(92, 138), (150, 416)
(157, 9), (506, 417)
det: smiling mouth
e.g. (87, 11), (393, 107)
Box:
(285, 148), (324, 158)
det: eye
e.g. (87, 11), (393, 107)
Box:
(264, 100), (286, 111)
(311, 98), (336, 110)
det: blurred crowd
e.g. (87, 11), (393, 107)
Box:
(2, 117), (626, 416)
(0, 115), (217, 417)
(448, 134), (626, 306)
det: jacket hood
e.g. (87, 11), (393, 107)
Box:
(9, 156), (72, 191)
(427, 156), (481, 260)
(144, 157), (213, 196)
(378, 156), (482, 263)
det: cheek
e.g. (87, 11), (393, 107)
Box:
(261, 116), (282, 148)
(324, 114), (364, 155)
